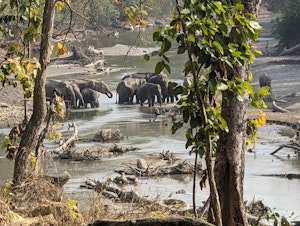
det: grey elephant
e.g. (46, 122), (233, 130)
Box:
(148, 72), (169, 102)
(81, 88), (100, 108)
(136, 83), (162, 107)
(116, 77), (146, 104)
(74, 79), (113, 99)
(259, 73), (271, 90)
(259, 73), (274, 101)
(164, 82), (179, 103)
(46, 79), (77, 109)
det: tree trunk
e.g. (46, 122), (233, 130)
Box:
(13, 0), (56, 186)
(213, 1), (261, 224)
(214, 84), (248, 225)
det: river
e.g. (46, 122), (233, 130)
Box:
(0, 27), (300, 222)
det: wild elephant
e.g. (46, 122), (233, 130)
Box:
(45, 79), (77, 109)
(81, 88), (100, 108)
(259, 73), (271, 90)
(136, 83), (162, 107)
(74, 79), (113, 99)
(116, 77), (146, 104)
(148, 72), (169, 102)
(164, 82), (179, 103)
(259, 72), (274, 101)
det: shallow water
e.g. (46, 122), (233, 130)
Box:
(0, 28), (300, 222)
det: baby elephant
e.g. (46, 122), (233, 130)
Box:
(81, 88), (100, 108)
(136, 83), (162, 107)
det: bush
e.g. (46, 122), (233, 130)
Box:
(266, 0), (300, 48)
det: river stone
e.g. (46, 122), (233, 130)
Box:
(136, 158), (148, 170)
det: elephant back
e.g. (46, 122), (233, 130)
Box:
(121, 72), (154, 81)
(74, 79), (113, 98)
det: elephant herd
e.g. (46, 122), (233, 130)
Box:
(116, 72), (178, 107)
(45, 72), (178, 110)
(45, 79), (113, 109)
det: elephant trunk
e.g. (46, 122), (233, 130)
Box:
(106, 91), (113, 98)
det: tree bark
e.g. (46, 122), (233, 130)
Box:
(13, 0), (56, 185)
(213, 1), (261, 225)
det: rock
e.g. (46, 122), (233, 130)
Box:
(137, 158), (148, 170)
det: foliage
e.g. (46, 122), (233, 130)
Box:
(152, 0), (264, 154)
(150, 0), (265, 222)
(0, 0), (43, 98)
(265, 0), (300, 48)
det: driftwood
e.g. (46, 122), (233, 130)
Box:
(279, 43), (300, 56)
(49, 123), (78, 155)
(271, 133), (300, 155)
(47, 124), (138, 160)
(114, 152), (195, 177)
(81, 179), (150, 203)
(52, 145), (139, 161)
(113, 172), (139, 185)
(259, 173), (300, 180)
(81, 179), (192, 213)
(272, 101), (289, 113)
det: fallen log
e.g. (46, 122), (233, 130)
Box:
(271, 136), (300, 155)
(279, 43), (300, 56)
(260, 173), (300, 179)
(51, 123), (78, 154)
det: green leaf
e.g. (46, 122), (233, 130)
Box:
(144, 54), (150, 61)
(249, 21), (262, 30)
(181, 9), (190, 15)
(216, 82), (228, 91)
(177, 46), (186, 54)
(153, 30), (162, 41)
(254, 49), (263, 55)
(258, 86), (270, 97)
(155, 61), (164, 74)
(161, 39), (171, 54)
(188, 33), (196, 43)
(235, 3), (244, 11)
(151, 50), (160, 56)
(16, 73), (25, 80)
(165, 64), (171, 74)
(232, 51), (241, 57)
(213, 41), (224, 55)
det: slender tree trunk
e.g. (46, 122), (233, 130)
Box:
(13, 0), (56, 186)
(214, 1), (261, 224)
